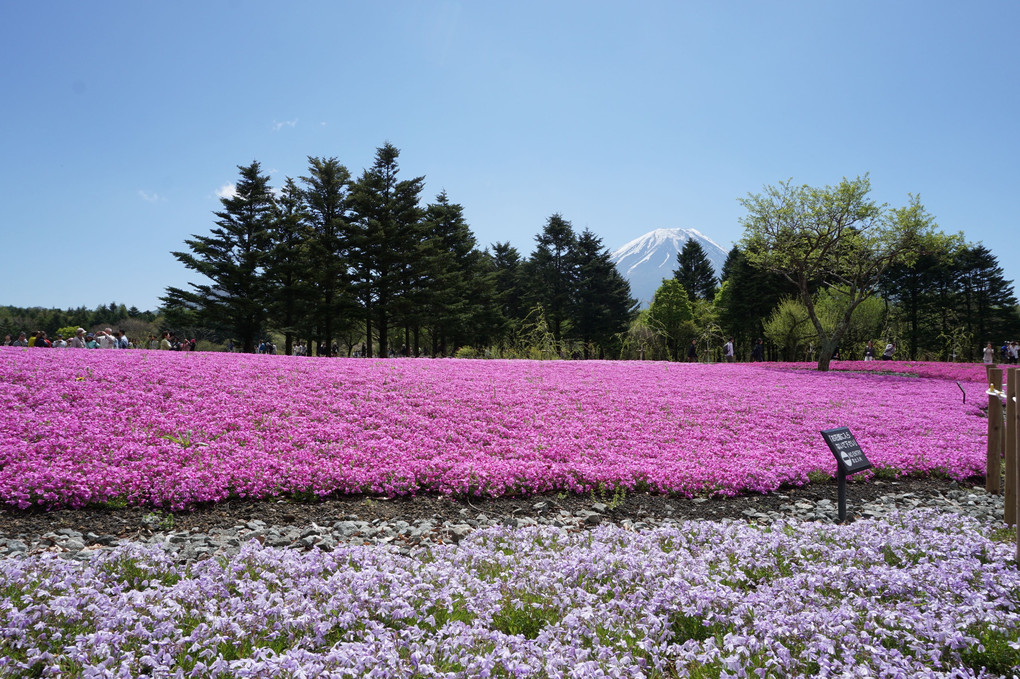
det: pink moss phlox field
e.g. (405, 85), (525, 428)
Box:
(0, 348), (988, 510)
(771, 360), (1002, 384)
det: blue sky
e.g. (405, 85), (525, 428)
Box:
(2, 1), (1017, 311)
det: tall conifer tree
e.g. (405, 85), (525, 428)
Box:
(674, 239), (718, 300)
(349, 143), (425, 357)
(526, 214), (577, 343)
(163, 161), (275, 353)
(570, 229), (637, 357)
(301, 156), (354, 356)
(265, 177), (311, 355)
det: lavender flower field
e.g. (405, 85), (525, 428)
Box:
(2, 348), (1017, 677)
(2, 513), (1019, 677)
(0, 349), (992, 510)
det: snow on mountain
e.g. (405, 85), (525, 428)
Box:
(610, 228), (729, 307)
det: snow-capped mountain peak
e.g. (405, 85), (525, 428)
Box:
(611, 228), (729, 306)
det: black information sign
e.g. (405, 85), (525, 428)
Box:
(820, 427), (872, 475)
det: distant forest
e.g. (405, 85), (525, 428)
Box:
(4, 146), (1018, 363)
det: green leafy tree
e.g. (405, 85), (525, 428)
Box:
(739, 175), (946, 371)
(814, 286), (885, 359)
(673, 239), (718, 300)
(621, 309), (662, 360)
(163, 161), (275, 353)
(763, 298), (815, 361)
(646, 278), (695, 360)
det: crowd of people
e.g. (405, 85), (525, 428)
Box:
(6, 330), (1020, 364)
(984, 341), (1020, 364)
(2, 329), (198, 351)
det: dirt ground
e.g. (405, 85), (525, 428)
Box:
(0, 475), (978, 543)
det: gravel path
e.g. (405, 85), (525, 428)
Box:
(0, 476), (1008, 563)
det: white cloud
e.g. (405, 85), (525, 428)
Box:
(272, 118), (298, 131)
(216, 183), (237, 199)
(138, 190), (162, 203)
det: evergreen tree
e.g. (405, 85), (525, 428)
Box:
(525, 214), (577, 343)
(461, 249), (504, 352)
(879, 251), (949, 360)
(673, 239), (718, 300)
(265, 177), (312, 355)
(349, 143), (425, 357)
(714, 246), (797, 358)
(301, 156), (355, 357)
(491, 242), (525, 327)
(163, 161), (275, 353)
(955, 244), (1020, 349)
(720, 245), (741, 283)
(570, 228), (637, 358)
(420, 191), (478, 356)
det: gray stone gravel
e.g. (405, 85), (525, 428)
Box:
(0, 486), (1010, 564)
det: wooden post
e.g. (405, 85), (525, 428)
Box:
(1014, 381), (1020, 565)
(1006, 368), (1017, 526)
(987, 367), (1003, 494)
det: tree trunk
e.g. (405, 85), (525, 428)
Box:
(377, 308), (388, 358)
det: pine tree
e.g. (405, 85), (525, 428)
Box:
(879, 252), (948, 360)
(420, 191), (479, 356)
(570, 229), (637, 358)
(163, 161), (275, 353)
(715, 246), (798, 356)
(301, 156), (355, 357)
(525, 214), (577, 343)
(673, 239), (718, 300)
(265, 177), (312, 355)
(349, 143), (425, 357)
(491, 241), (526, 332)
(954, 244), (1019, 348)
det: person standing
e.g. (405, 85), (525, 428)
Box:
(864, 341), (876, 361)
(69, 328), (87, 348)
(686, 339), (698, 362)
(97, 329), (117, 349)
(723, 338), (735, 362)
(983, 342), (996, 364)
(751, 338), (764, 362)
(11, 332), (28, 347)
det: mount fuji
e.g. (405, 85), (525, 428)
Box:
(610, 228), (729, 307)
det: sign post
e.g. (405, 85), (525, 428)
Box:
(821, 427), (873, 523)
